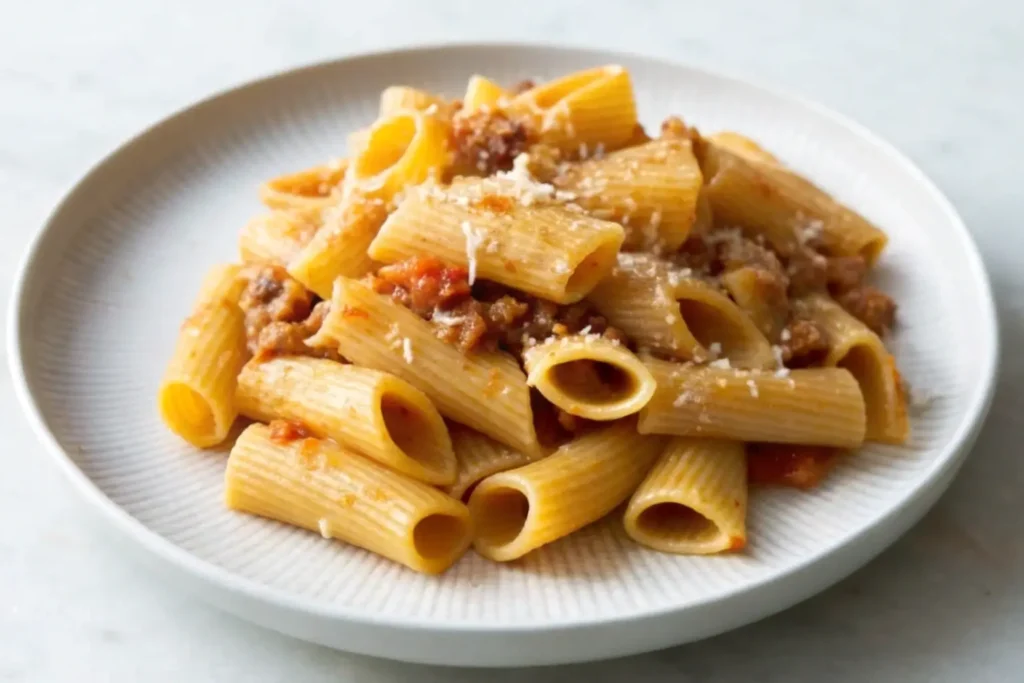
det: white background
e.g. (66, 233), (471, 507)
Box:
(2, 0), (1022, 680)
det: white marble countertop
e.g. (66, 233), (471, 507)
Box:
(2, 0), (1022, 680)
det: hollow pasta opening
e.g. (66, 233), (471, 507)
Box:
(565, 241), (620, 299)
(159, 383), (216, 443)
(859, 237), (887, 267)
(412, 513), (470, 561)
(354, 116), (416, 178)
(838, 345), (885, 433)
(637, 502), (720, 543)
(677, 299), (743, 358)
(549, 360), (636, 406)
(472, 485), (530, 548)
(380, 393), (447, 471)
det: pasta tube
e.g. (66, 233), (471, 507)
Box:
(638, 357), (866, 447)
(158, 264), (248, 447)
(347, 110), (450, 204)
(309, 278), (541, 457)
(463, 75), (508, 111)
(239, 211), (318, 266)
(369, 176), (624, 303)
(624, 438), (747, 555)
(446, 425), (534, 502)
(523, 335), (656, 420)
(379, 85), (452, 118)
(509, 65), (638, 153)
(225, 423), (471, 574)
(794, 294), (908, 443)
(589, 253), (774, 367)
(258, 158), (349, 213)
(468, 421), (666, 561)
(285, 193), (390, 298)
(699, 140), (888, 264)
(553, 137), (703, 250)
(235, 356), (456, 485)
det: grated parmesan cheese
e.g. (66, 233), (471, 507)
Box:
(780, 328), (792, 342)
(461, 220), (486, 284)
(708, 342), (723, 358)
(709, 358), (732, 370)
(402, 338), (414, 364)
(432, 310), (467, 326)
(746, 379), (759, 398)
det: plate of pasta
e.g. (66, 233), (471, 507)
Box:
(9, 44), (996, 666)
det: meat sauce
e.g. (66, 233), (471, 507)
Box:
(369, 255), (627, 356)
(747, 444), (842, 489)
(673, 227), (896, 348)
(238, 265), (341, 361)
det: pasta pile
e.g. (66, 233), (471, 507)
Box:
(159, 66), (908, 575)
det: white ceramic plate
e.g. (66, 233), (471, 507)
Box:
(8, 44), (997, 666)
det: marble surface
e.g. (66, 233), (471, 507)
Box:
(2, 0), (1022, 680)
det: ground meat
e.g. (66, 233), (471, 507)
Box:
(373, 256), (471, 317)
(252, 301), (341, 361)
(369, 255), (628, 355)
(450, 109), (532, 176)
(781, 318), (830, 367)
(835, 285), (897, 336)
(674, 230), (788, 285)
(825, 255), (867, 293)
(717, 233), (786, 276)
(748, 444), (842, 489)
(508, 79), (535, 95)
(785, 246), (829, 297)
(239, 265), (315, 352)
(673, 234), (717, 274)
(660, 115), (694, 140)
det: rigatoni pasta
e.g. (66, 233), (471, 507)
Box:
(552, 137), (703, 250)
(158, 264), (248, 447)
(509, 65), (638, 153)
(258, 158), (349, 213)
(624, 438), (747, 554)
(158, 65), (910, 569)
(239, 211), (319, 266)
(638, 357), (866, 447)
(698, 139), (888, 264)
(236, 356), (457, 485)
(368, 174), (625, 303)
(309, 277), (541, 457)
(794, 294), (908, 443)
(446, 425), (535, 502)
(226, 423), (472, 574)
(589, 252), (774, 367)
(523, 334), (655, 420)
(468, 421), (666, 561)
